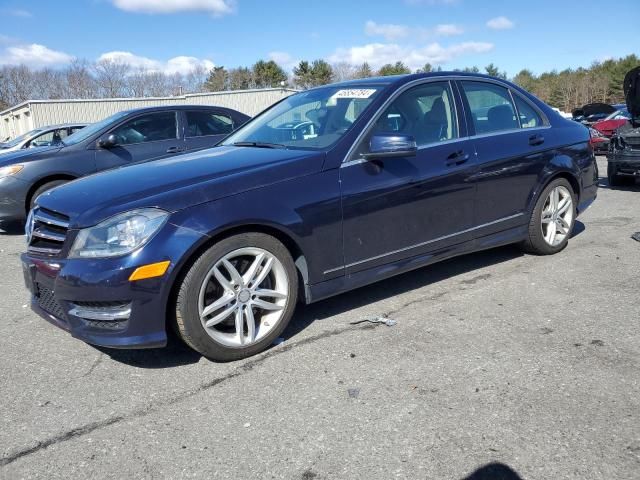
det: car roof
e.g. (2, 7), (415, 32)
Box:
(36, 123), (88, 130)
(325, 71), (511, 89)
(120, 105), (246, 115)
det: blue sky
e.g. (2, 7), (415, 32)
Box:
(0, 0), (638, 77)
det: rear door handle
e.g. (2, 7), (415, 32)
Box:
(446, 150), (470, 167)
(166, 146), (185, 153)
(529, 134), (544, 146)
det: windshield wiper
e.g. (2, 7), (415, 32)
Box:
(232, 141), (287, 149)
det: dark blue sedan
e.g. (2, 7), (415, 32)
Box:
(21, 73), (598, 361)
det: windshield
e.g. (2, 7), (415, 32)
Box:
(1, 129), (43, 148)
(63, 111), (130, 146)
(222, 86), (383, 151)
(605, 109), (630, 121)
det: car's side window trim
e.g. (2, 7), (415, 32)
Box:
(342, 79), (461, 166)
(104, 111), (179, 147)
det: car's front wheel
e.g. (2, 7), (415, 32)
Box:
(175, 232), (298, 361)
(521, 178), (576, 255)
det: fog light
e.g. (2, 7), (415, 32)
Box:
(129, 260), (170, 281)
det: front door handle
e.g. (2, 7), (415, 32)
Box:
(166, 146), (185, 154)
(529, 134), (544, 146)
(446, 150), (470, 167)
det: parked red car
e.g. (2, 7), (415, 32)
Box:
(589, 127), (610, 154)
(593, 108), (631, 137)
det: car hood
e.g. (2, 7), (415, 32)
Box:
(37, 146), (325, 228)
(0, 146), (62, 165)
(581, 103), (616, 117)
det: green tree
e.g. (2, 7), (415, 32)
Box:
(293, 61), (313, 88)
(512, 69), (537, 92)
(228, 67), (253, 90)
(204, 66), (228, 92)
(378, 61), (410, 76)
(353, 62), (373, 78)
(310, 59), (333, 86)
(252, 60), (287, 88)
(484, 63), (507, 79)
(416, 63), (433, 74)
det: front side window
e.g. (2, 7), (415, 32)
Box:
(109, 112), (177, 145)
(29, 130), (56, 147)
(461, 81), (518, 134)
(186, 111), (234, 137)
(222, 86), (384, 151)
(375, 81), (458, 146)
(513, 95), (543, 128)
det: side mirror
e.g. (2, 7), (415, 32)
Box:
(362, 133), (417, 160)
(98, 134), (118, 149)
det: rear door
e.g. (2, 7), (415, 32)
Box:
(457, 79), (551, 238)
(340, 80), (477, 274)
(95, 111), (184, 171)
(183, 109), (236, 151)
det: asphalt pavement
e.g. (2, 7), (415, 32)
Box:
(1, 156), (638, 479)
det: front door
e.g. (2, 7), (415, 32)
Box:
(95, 111), (184, 171)
(340, 81), (476, 274)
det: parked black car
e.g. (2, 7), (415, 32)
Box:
(0, 105), (250, 221)
(607, 66), (640, 186)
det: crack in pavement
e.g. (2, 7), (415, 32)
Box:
(0, 322), (379, 468)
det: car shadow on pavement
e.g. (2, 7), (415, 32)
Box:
(284, 244), (525, 340)
(0, 219), (24, 235)
(461, 462), (524, 480)
(597, 177), (640, 191)
(93, 334), (202, 368)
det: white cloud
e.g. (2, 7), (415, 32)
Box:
(0, 43), (74, 68)
(328, 41), (494, 71)
(486, 16), (514, 30)
(112, 0), (234, 16)
(365, 20), (411, 40)
(268, 51), (299, 73)
(3, 8), (32, 17)
(434, 24), (464, 36)
(365, 20), (464, 41)
(98, 51), (214, 74)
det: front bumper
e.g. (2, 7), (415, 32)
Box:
(0, 175), (30, 221)
(21, 222), (206, 349)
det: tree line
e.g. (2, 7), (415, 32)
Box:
(0, 54), (637, 112)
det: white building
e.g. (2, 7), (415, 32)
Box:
(0, 88), (297, 140)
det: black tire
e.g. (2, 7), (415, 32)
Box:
(174, 232), (298, 362)
(520, 178), (576, 255)
(607, 163), (632, 187)
(29, 180), (69, 210)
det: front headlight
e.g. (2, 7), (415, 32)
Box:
(69, 208), (168, 258)
(0, 164), (23, 178)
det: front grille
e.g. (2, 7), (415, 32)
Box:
(35, 283), (66, 320)
(27, 207), (70, 256)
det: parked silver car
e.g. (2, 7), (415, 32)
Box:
(0, 124), (87, 154)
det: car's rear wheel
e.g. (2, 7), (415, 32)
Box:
(29, 180), (68, 210)
(521, 178), (576, 255)
(175, 232), (298, 361)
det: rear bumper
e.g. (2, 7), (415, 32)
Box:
(0, 175), (29, 220)
(608, 153), (640, 175)
(20, 222), (206, 349)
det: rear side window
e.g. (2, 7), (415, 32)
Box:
(460, 81), (518, 134)
(186, 111), (234, 137)
(110, 112), (178, 145)
(513, 95), (544, 128)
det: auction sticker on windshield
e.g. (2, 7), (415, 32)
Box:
(331, 89), (377, 99)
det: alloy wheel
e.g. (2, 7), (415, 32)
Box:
(198, 247), (289, 348)
(541, 185), (574, 247)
